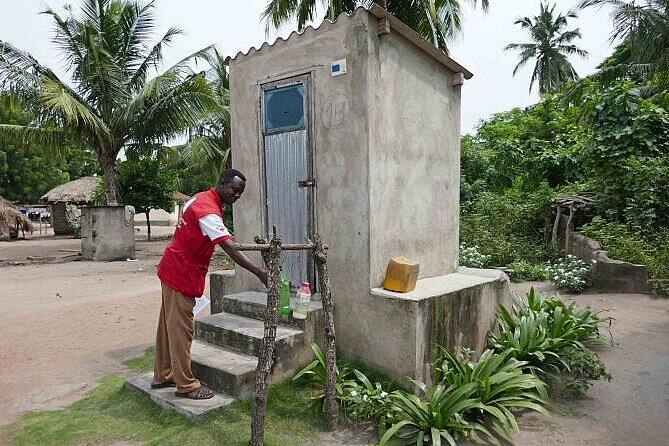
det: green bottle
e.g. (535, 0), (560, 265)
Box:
(279, 270), (291, 316)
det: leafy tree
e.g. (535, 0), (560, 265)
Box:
(0, 94), (100, 203)
(0, 0), (218, 205)
(506, 2), (587, 93)
(577, 80), (669, 230)
(261, 0), (489, 53)
(117, 156), (175, 240)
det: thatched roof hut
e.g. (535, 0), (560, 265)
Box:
(41, 176), (100, 204)
(41, 176), (100, 235)
(0, 196), (33, 241)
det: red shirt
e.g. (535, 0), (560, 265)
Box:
(157, 188), (233, 297)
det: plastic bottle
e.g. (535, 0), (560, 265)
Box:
(279, 270), (292, 316)
(293, 281), (311, 320)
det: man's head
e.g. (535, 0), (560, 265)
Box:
(215, 169), (246, 205)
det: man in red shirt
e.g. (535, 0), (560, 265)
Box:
(152, 169), (267, 399)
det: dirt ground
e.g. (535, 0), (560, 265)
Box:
(1, 234), (668, 445)
(0, 227), (176, 427)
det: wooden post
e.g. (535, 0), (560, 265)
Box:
(551, 205), (562, 254)
(565, 206), (575, 256)
(250, 229), (281, 446)
(313, 234), (339, 430)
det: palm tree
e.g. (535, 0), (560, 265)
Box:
(261, 0), (489, 53)
(0, 0), (218, 205)
(580, 0), (669, 85)
(505, 2), (588, 94)
(181, 49), (231, 184)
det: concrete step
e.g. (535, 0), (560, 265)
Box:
(191, 340), (257, 398)
(219, 291), (324, 329)
(195, 312), (304, 357)
(124, 373), (235, 421)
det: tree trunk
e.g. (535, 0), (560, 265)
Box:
(250, 233), (281, 446)
(313, 234), (338, 430)
(145, 211), (151, 241)
(100, 150), (119, 206)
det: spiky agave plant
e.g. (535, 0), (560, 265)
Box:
(379, 379), (489, 446)
(292, 343), (352, 411)
(434, 348), (549, 444)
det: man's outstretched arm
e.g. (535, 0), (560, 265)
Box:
(218, 238), (268, 287)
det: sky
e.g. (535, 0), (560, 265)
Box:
(0, 0), (616, 135)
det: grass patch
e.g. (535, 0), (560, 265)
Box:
(124, 346), (155, 372)
(0, 348), (325, 446)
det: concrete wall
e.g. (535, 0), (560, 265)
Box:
(557, 215), (651, 293)
(81, 206), (135, 261)
(369, 269), (512, 385)
(228, 11), (374, 303)
(368, 29), (460, 287)
(228, 9), (473, 379)
(571, 232), (651, 293)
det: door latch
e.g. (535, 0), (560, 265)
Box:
(298, 179), (316, 188)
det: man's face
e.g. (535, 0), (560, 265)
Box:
(219, 176), (246, 205)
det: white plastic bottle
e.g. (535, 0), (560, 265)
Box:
(293, 281), (311, 320)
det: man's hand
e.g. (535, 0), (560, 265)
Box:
(219, 238), (268, 287)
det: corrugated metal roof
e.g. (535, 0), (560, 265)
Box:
(225, 4), (473, 79)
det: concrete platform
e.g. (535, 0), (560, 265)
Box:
(124, 373), (235, 421)
(191, 340), (257, 397)
(218, 290), (323, 329)
(195, 312), (303, 356)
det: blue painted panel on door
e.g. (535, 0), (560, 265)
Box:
(264, 84), (305, 133)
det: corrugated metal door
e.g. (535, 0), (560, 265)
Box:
(262, 76), (312, 286)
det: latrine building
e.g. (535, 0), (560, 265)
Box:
(224, 5), (511, 383)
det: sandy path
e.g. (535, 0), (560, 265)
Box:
(511, 283), (669, 446)
(0, 257), (160, 426)
(0, 232), (182, 427)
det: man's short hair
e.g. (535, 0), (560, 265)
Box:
(218, 169), (246, 185)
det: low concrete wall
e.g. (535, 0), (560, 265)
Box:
(81, 206), (135, 261)
(570, 232), (651, 293)
(210, 270), (236, 314)
(368, 268), (512, 386)
(556, 214), (651, 293)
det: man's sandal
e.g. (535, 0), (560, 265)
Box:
(150, 380), (176, 389)
(175, 386), (214, 400)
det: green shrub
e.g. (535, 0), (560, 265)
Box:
(489, 289), (613, 400)
(507, 260), (547, 282)
(292, 343), (352, 412)
(458, 243), (491, 268)
(550, 347), (612, 398)
(545, 255), (592, 293)
(460, 182), (554, 266)
(379, 380), (488, 446)
(341, 369), (391, 423)
(581, 217), (669, 282)
(488, 304), (570, 372)
(433, 348), (549, 443)
(65, 204), (81, 238)
(524, 288), (613, 348)
(293, 344), (395, 422)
